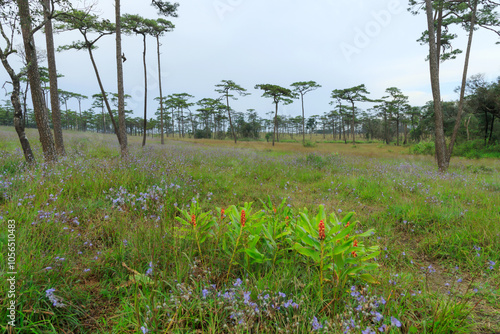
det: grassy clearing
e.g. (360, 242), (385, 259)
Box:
(0, 127), (499, 333)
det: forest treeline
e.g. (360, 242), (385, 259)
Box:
(1, 0), (499, 169)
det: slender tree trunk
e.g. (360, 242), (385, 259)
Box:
(142, 34), (148, 147)
(396, 115), (400, 146)
(425, 0), (448, 171)
(301, 93), (305, 144)
(116, 0), (128, 156)
(87, 46), (121, 145)
(446, 0), (477, 164)
(226, 93), (237, 144)
(465, 116), (471, 141)
(351, 101), (355, 144)
(157, 36), (165, 145)
(17, 0), (57, 162)
(43, 0), (65, 156)
(272, 102), (278, 146)
(489, 115), (495, 145)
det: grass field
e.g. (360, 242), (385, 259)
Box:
(0, 127), (499, 333)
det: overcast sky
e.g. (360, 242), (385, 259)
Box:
(2, 0), (500, 121)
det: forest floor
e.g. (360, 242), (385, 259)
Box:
(0, 127), (499, 333)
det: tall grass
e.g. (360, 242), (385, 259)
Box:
(0, 127), (499, 333)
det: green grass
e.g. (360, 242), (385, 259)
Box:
(0, 127), (499, 333)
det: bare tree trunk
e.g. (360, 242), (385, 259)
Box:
(465, 116), (471, 141)
(157, 36), (165, 145)
(425, 0), (448, 171)
(116, 0), (128, 156)
(272, 102), (278, 146)
(17, 0), (57, 162)
(142, 34), (148, 147)
(226, 93), (237, 144)
(446, 0), (477, 164)
(0, 43), (35, 164)
(87, 46), (121, 145)
(351, 101), (355, 144)
(43, 0), (65, 156)
(301, 93), (305, 144)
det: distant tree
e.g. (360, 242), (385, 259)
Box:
(215, 80), (249, 144)
(383, 87), (410, 146)
(290, 81), (321, 144)
(56, 9), (122, 146)
(150, 18), (174, 144)
(331, 84), (370, 144)
(122, 14), (155, 147)
(254, 84), (296, 146)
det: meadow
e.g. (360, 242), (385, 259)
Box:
(0, 127), (499, 333)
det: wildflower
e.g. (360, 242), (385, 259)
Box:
(234, 278), (243, 287)
(191, 214), (196, 227)
(202, 288), (209, 299)
(374, 312), (383, 322)
(391, 316), (401, 327)
(351, 251), (358, 257)
(220, 208), (225, 220)
(457, 278), (462, 283)
(140, 326), (149, 333)
(278, 292), (286, 298)
(146, 262), (153, 276)
(353, 240), (358, 247)
(489, 260), (496, 270)
(45, 288), (66, 307)
(311, 316), (323, 330)
(378, 324), (387, 332)
(362, 327), (375, 334)
(345, 221), (350, 227)
(241, 210), (246, 227)
(318, 220), (325, 241)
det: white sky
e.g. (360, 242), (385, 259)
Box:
(2, 0), (500, 120)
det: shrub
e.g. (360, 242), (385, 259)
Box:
(409, 141), (435, 155)
(303, 140), (317, 148)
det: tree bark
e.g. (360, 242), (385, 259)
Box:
(142, 34), (147, 147)
(272, 101), (278, 146)
(226, 93), (237, 144)
(425, 0), (448, 171)
(0, 44), (35, 164)
(43, 0), (65, 156)
(116, 0), (128, 156)
(87, 45), (121, 145)
(301, 93), (305, 144)
(446, 0), (477, 164)
(157, 36), (164, 145)
(351, 101), (356, 144)
(17, 0), (57, 162)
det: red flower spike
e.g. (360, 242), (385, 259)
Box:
(351, 251), (357, 257)
(221, 208), (225, 220)
(241, 210), (246, 227)
(345, 222), (350, 228)
(191, 214), (196, 227)
(318, 219), (326, 241)
(353, 240), (358, 247)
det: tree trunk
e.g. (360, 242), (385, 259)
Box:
(157, 36), (164, 145)
(425, 0), (448, 171)
(43, 0), (65, 156)
(17, 0), (57, 162)
(301, 93), (305, 144)
(87, 45), (121, 145)
(489, 115), (495, 145)
(351, 101), (355, 144)
(142, 34), (148, 147)
(446, 0), (477, 164)
(226, 93), (237, 144)
(396, 115), (400, 146)
(0, 46), (35, 164)
(116, 0), (128, 156)
(272, 102), (278, 146)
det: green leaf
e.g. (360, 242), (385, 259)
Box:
(293, 244), (320, 263)
(359, 273), (379, 284)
